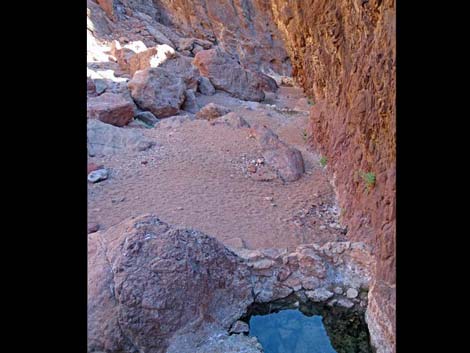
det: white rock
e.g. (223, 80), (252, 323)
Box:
(88, 169), (108, 183)
(346, 288), (359, 299)
(305, 288), (334, 302)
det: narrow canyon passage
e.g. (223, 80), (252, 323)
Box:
(88, 86), (347, 250)
(87, 1), (395, 353)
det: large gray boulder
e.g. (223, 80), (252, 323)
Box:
(127, 67), (186, 118)
(88, 214), (253, 353)
(87, 119), (154, 156)
(193, 48), (266, 102)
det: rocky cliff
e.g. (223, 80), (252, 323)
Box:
(268, 1), (396, 352)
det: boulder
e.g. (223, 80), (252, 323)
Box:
(88, 214), (253, 353)
(193, 49), (265, 101)
(87, 119), (155, 156)
(156, 115), (194, 129)
(197, 76), (215, 96)
(195, 103), (231, 121)
(87, 93), (135, 127)
(158, 54), (200, 90)
(253, 71), (278, 92)
(128, 67), (186, 118)
(250, 124), (305, 182)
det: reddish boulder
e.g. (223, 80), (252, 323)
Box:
(127, 67), (186, 118)
(250, 124), (305, 182)
(87, 93), (135, 127)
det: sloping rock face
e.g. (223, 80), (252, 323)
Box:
(88, 214), (253, 353)
(269, 1), (396, 352)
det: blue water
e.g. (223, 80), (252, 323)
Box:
(249, 309), (337, 353)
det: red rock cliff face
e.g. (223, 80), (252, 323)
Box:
(269, 1), (396, 352)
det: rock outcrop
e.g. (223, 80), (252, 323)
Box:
(268, 1), (396, 351)
(88, 214), (253, 353)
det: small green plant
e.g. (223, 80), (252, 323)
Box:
(301, 129), (308, 142)
(307, 98), (315, 106)
(320, 156), (327, 167)
(360, 171), (376, 190)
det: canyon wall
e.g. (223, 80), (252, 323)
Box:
(97, 0), (291, 75)
(269, 1), (396, 352)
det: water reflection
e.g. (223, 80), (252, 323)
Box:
(249, 309), (337, 353)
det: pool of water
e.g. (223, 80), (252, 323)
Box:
(249, 309), (337, 353)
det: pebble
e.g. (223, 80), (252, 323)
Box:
(319, 225), (326, 230)
(346, 288), (359, 299)
(334, 286), (344, 295)
(88, 169), (108, 183)
(247, 164), (257, 173)
(87, 222), (100, 234)
(177, 207), (184, 211)
(264, 196), (273, 201)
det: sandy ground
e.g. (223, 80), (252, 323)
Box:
(88, 86), (347, 251)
